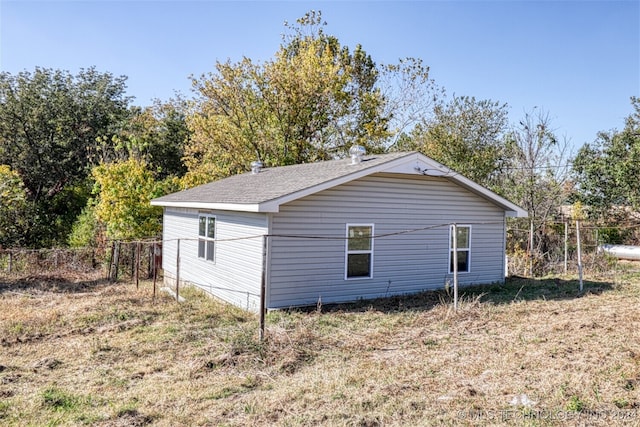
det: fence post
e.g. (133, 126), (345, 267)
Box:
(112, 242), (121, 282)
(576, 220), (583, 292)
(452, 224), (458, 312)
(148, 244), (153, 279)
(130, 243), (135, 280)
(8, 251), (12, 274)
(175, 239), (180, 302)
(135, 242), (141, 289)
(259, 235), (268, 341)
(152, 242), (158, 301)
(107, 242), (115, 281)
(529, 220), (534, 277)
(564, 221), (568, 275)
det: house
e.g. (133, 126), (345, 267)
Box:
(151, 150), (527, 311)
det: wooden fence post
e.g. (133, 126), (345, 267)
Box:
(107, 242), (115, 280)
(135, 242), (141, 289)
(130, 243), (135, 280)
(112, 242), (121, 282)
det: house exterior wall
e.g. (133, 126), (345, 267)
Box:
(267, 173), (506, 308)
(161, 207), (268, 311)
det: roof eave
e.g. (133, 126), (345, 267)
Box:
(150, 200), (275, 213)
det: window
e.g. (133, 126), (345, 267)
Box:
(198, 215), (216, 262)
(346, 224), (373, 279)
(449, 225), (471, 273)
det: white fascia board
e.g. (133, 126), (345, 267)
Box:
(150, 200), (268, 212)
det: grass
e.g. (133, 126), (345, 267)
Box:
(0, 267), (639, 425)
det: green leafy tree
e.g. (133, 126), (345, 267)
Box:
(91, 158), (164, 240)
(0, 67), (131, 245)
(119, 99), (190, 179)
(397, 96), (509, 189)
(68, 204), (101, 248)
(573, 97), (640, 219)
(184, 10), (437, 186)
(0, 165), (29, 247)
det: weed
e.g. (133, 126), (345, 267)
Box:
(90, 336), (113, 353)
(0, 401), (10, 418)
(613, 397), (630, 409)
(9, 322), (25, 335)
(565, 395), (586, 412)
(422, 338), (438, 347)
(42, 387), (79, 411)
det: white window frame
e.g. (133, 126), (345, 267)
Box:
(449, 224), (471, 273)
(198, 214), (216, 262)
(345, 223), (374, 280)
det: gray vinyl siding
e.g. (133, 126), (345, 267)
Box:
(162, 207), (268, 311)
(267, 173), (506, 308)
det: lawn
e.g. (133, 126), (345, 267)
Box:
(0, 268), (639, 426)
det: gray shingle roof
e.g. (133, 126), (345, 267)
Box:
(152, 151), (414, 205)
(151, 151), (528, 217)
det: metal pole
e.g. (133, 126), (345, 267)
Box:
(529, 220), (534, 277)
(564, 221), (568, 275)
(452, 224), (458, 312)
(576, 220), (583, 292)
(152, 243), (158, 302)
(175, 239), (180, 302)
(259, 235), (268, 341)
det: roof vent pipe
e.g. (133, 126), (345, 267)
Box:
(251, 160), (263, 174)
(349, 145), (366, 165)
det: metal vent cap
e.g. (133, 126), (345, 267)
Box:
(251, 160), (264, 174)
(349, 145), (366, 165)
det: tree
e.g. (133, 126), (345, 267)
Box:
(502, 109), (573, 259)
(184, 10), (438, 186)
(91, 158), (164, 240)
(118, 99), (190, 179)
(397, 95), (509, 189)
(381, 57), (444, 149)
(0, 67), (131, 245)
(573, 97), (640, 219)
(0, 165), (28, 247)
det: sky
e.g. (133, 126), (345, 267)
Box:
(1, 0), (638, 150)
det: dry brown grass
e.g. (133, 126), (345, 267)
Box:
(1, 269), (639, 426)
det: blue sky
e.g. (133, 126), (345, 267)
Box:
(1, 0), (638, 150)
